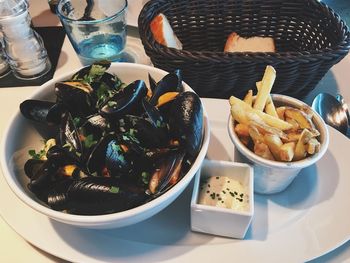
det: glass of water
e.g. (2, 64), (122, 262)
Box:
(57, 0), (128, 65)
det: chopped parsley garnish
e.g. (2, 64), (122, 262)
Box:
(107, 100), (117, 108)
(28, 149), (46, 160)
(109, 186), (120, 194)
(141, 171), (150, 184)
(83, 134), (98, 148)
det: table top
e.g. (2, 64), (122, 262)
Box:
(1, 1), (350, 262)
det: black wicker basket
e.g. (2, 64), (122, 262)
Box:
(138, 0), (350, 99)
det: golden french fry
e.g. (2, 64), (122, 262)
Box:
(284, 131), (302, 142)
(243, 89), (253, 106)
(248, 124), (264, 144)
(293, 129), (313, 161)
(306, 138), (321, 154)
(264, 133), (283, 160)
(285, 117), (300, 131)
(248, 115), (289, 141)
(230, 103), (249, 124)
(253, 65), (276, 111)
(229, 95), (293, 130)
(279, 142), (296, 161)
(254, 141), (275, 160)
(276, 106), (286, 120)
(235, 123), (250, 137)
(285, 107), (315, 130)
(256, 81), (278, 118)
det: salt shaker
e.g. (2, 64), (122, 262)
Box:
(0, 0), (51, 79)
(0, 38), (11, 78)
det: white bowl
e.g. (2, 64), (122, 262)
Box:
(191, 159), (254, 239)
(228, 94), (329, 194)
(0, 63), (210, 229)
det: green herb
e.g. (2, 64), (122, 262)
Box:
(89, 64), (106, 78)
(28, 149), (46, 160)
(141, 171), (150, 184)
(72, 117), (81, 127)
(83, 134), (98, 148)
(109, 186), (120, 194)
(107, 100), (118, 108)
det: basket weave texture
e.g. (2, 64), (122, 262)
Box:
(138, 0), (350, 99)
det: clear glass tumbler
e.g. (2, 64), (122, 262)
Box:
(57, 0), (128, 65)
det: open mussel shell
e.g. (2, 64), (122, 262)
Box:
(20, 100), (65, 125)
(46, 145), (82, 168)
(148, 151), (185, 195)
(169, 91), (203, 159)
(149, 72), (182, 106)
(99, 80), (148, 119)
(55, 81), (96, 117)
(60, 112), (83, 155)
(26, 159), (58, 195)
(117, 114), (168, 148)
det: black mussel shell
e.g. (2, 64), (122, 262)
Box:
(24, 159), (46, 179)
(117, 115), (168, 148)
(99, 80), (148, 119)
(46, 145), (81, 168)
(27, 160), (58, 194)
(66, 177), (148, 215)
(149, 72), (181, 106)
(148, 73), (157, 92)
(47, 178), (74, 211)
(142, 98), (168, 133)
(169, 92), (203, 159)
(60, 112), (83, 155)
(55, 81), (96, 117)
(20, 100), (65, 125)
(148, 151), (185, 195)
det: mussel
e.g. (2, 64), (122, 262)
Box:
(20, 64), (204, 215)
(20, 100), (66, 125)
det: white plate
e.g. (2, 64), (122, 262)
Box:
(0, 98), (350, 262)
(127, 0), (148, 27)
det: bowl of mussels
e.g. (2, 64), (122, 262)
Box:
(0, 62), (210, 228)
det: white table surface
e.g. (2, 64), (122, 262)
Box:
(1, 2), (350, 262)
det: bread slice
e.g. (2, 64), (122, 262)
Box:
(224, 32), (275, 53)
(150, 13), (183, 50)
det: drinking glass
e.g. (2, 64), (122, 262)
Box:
(57, 0), (128, 65)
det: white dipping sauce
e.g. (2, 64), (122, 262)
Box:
(198, 176), (249, 212)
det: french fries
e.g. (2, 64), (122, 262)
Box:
(253, 66), (276, 111)
(256, 81), (278, 118)
(229, 96), (293, 130)
(229, 65), (322, 162)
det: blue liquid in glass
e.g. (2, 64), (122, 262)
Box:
(77, 34), (126, 65)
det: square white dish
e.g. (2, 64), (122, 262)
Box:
(190, 159), (254, 239)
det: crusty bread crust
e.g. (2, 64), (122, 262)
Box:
(224, 32), (275, 52)
(150, 13), (183, 50)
